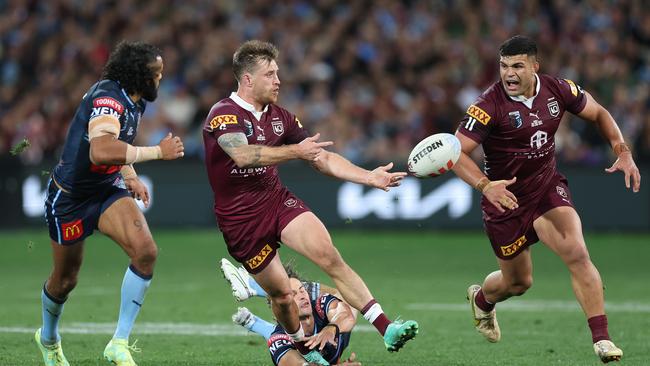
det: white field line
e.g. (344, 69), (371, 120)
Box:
(0, 322), (375, 335)
(2, 300), (648, 336)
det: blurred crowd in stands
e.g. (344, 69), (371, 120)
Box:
(1, 0), (649, 166)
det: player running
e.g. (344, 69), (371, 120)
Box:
(453, 35), (640, 363)
(203, 40), (417, 365)
(36, 41), (184, 366)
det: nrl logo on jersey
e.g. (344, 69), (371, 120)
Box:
(508, 111), (523, 128)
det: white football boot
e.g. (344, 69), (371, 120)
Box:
(593, 340), (623, 363)
(232, 307), (256, 329)
(220, 258), (255, 301)
(467, 284), (501, 342)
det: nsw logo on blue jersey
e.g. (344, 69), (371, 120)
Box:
(91, 97), (124, 119)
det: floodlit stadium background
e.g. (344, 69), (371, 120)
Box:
(1, 1), (649, 365)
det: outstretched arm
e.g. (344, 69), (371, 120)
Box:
(218, 132), (333, 168)
(310, 151), (405, 191)
(452, 132), (519, 213)
(89, 115), (184, 165)
(577, 92), (641, 192)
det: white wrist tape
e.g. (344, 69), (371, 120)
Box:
(125, 145), (162, 164)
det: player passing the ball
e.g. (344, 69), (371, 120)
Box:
(35, 41), (184, 366)
(202, 40), (418, 365)
(452, 35), (640, 363)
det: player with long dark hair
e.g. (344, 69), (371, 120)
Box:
(35, 41), (184, 366)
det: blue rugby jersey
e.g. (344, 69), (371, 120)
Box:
(52, 79), (146, 196)
(268, 293), (351, 365)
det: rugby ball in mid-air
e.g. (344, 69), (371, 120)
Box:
(407, 133), (461, 178)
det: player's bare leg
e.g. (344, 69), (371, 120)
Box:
(250, 255), (301, 334)
(98, 197), (159, 366)
(99, 197), (158, 276)
(252, 255), (328, 365)
(534, 206), (622, 363)
(36, 240), (84, 366)
(482, 249), (534, 302)
(281, 212), (418, 352)
(468, 248), (533, 342)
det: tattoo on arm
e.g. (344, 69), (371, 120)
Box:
(218, 132), (264, 166)
(217, 133), (248, 149)
(249, 145), (262, 165)
(133, 219), (143, 231)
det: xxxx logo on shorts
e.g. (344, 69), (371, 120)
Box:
(61, 219), (84, 241)
(466, 104), (491, 125)
(500, 235), (527, 257)
(246, 244), (273, 270)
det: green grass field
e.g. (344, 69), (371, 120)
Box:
(1, 229), (649, 365)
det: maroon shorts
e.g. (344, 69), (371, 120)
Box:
(483, 173), (574, 259)
(218, 190), (310, 274)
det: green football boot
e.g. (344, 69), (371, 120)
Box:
(35, 328), (70, 366)
(383, 319), (419, 352)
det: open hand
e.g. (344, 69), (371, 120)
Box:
(482, 177), (518, 213)
(605, 152), (641, 192)
(366, 162), (407, 191)
(124, 177), (150, 208)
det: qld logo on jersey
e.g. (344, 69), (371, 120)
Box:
(91, 97), (124, 119)
(547, 100), (560, 117)
(272, 120), (284, 136)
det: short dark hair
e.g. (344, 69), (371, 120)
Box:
(499, 35), (537, 58)
(233, 40), (279, 82)
(102, 41), (161, 96)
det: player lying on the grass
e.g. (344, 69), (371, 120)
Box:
(230, 272), (360, 365)
(453, 35), (640, 364)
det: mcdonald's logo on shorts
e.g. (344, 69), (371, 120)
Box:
(500, 235), (527, 257)
(246, 244), (273, 270)
(61, 219), (84, 241)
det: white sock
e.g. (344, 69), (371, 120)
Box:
(362, 303), (384, 323)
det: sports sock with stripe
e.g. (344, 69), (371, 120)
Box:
(41, 285), (66, 345)
(361, 299), (391, 336)
(113, 265), (152, 340)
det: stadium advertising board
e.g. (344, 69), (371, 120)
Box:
(1, 158), (647, 230)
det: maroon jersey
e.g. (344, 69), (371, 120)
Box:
(202, 93), (308, 225)
(458, 74), (586, 210)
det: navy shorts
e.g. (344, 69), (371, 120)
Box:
(44, 178), (131, 245)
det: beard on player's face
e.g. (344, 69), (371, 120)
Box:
(141, 79), (159, 102)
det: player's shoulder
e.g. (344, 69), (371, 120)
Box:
(268, 103), (296, 121)
(205, 98), (245, 129)
(540, 74), (583, 96)
(464, 81), (503, 125)
(86, 80), (127, 117)
(315, 292), (339, 318)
